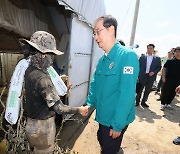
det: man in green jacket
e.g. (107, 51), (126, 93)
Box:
(86, 15), (139, 154)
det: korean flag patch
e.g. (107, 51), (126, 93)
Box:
(123, 66), (133, 74)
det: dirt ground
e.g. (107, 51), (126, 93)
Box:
(0, 84), (180, 154)
(66, 90), (180, 154)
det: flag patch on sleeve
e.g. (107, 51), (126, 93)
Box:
(123, 66), (133, 74)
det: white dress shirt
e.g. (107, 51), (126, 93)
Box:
(146, 55), (153, 73)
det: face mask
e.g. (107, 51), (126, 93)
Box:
(42, 54), (55, 69)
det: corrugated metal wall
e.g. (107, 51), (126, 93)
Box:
(68, 15), (93, 107)
(57, 0), (106, 107)
(59, 0), (106, 25)
(0, 53), (23, 85)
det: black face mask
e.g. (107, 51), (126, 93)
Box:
(42, 54), (55, 69)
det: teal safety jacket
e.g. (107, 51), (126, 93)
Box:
(86, 42), (139, 131)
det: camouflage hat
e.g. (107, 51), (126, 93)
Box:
(19, 31), (63, 55)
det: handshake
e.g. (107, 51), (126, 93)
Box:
(78, 105), (90, 116)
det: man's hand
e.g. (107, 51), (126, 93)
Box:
(149, 72), (154, 76)
(60, 74), (68, 82)
(60, 75), (72, 97)
(60, 75), (72, 90)
(78, 106), (90, 116)
(109, 129), (121, 139)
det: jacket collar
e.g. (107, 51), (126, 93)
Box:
(103, 42), (120, 60)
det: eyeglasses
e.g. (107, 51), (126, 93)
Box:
(93, 28), (106, 38)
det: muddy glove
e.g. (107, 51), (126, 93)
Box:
(53, 100), (89, 116)
(53, 99), (78, 115)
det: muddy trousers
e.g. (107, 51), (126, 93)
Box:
(25, 116), (56, 154)
(97, 124), (128, 154)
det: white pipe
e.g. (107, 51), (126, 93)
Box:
(129, 0), (140, 46)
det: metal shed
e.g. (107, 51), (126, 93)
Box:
(0, 0), (106, 107)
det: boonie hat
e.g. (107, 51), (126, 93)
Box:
(19, 31), (63, 55)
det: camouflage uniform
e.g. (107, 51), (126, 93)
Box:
(20, 31), (78, 153)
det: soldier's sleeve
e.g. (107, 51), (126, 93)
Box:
(38, 77), (60, 107)
(38, 77), (78, 114)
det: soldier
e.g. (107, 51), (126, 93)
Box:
(19, 31), (89, 153)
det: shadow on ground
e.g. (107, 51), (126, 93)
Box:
(136, 93), (180, 125)
(136, 106), (162, 123)
(161, 97), (180, 124)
